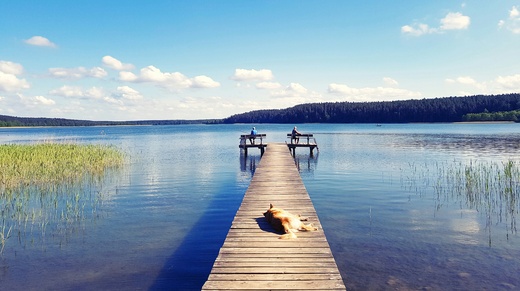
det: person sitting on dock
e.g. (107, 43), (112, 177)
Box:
(291, 126), (301, 144)
(250, 127), (258, 144)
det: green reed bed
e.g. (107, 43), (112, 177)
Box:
(0, 143), (124, 253)
(0, 143), (124, 190)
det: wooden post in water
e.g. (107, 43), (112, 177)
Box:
(203, 143), (345, 290)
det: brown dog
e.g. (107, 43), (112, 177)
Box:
(263, 204), (318, 239)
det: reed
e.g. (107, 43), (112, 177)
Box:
(0, 143), (124, 191)
(0, 142), (125, 254)
(403, 159), (520, 244)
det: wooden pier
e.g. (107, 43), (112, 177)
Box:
(203, 143), (346, 290)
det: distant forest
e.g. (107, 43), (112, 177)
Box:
(0, 116), (220, 127)
(1, 93), (519, 127)
(223, 93), (520, 123)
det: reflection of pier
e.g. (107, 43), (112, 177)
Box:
(203, 143), (345, 290)
(294, 154), (319, 173)
(239, 134), (267, 156)
(240, 154), (260, 176)
(286, 133), (319, 156)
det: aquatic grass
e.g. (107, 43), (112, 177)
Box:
(402, 159), (520, 245)
(0, 142), (125, 254)
(0, 143), (124, 192)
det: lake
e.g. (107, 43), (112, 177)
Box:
(1, 123), (519, 290)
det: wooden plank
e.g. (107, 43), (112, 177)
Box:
(202, 143), (345, 290)
(207, 273), (343, 281)
(203, 280), (346, 290)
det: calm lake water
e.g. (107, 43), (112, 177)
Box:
(1, 123), (520, 290)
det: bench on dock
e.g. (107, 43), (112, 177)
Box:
(239, 134), (267, 156)
(203, 143), (345, 290)
(286, 133), (318, 156)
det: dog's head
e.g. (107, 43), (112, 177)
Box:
(263, 204), (283, 232)
(263, 203), (277, 218)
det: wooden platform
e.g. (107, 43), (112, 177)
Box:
(240, 134), (267, 156)
(202, 143), (346, 290)
(286, 133), (319, 156)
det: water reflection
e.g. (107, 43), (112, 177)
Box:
(293, 153), (319, 174)
(450, 209), (480, 245)
(240, 153), (261, 176)
(400, 133), (520, 158)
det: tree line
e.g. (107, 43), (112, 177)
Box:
(462, 109), (520, 122)
(1, 93), (520, 127)
(0, 115), (220, 127)
(223, 93), (520, 123)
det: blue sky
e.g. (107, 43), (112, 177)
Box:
(1, 1), (519, 121)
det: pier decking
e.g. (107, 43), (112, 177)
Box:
(202, 143), (346, 290)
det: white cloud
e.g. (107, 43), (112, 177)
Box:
(130, 66), (191, 87)
(102, 56), (134, 71)
(256, 81), (282, 90)
(498, 6), (520, 34)
(35, 95), (56, 105)
(49, 67), (107, 79)
(446, 74), (520, 94)
(0, 61), (30, 92)
(50, 85), (107, 100)
(119, 71), (138, 82)
(272, 83), (308, 98)
(440, 12), (470, 30)
(402, 12), (470, 36)
(328, 83), (421, 102)
(24, 36), (57, 48)
(116, 86), (143, 100)
(50, 85), (144, 106)
(401, 24), (435, 36)
(0, 60), (24, 75)
(149, 67), (191, 86)
(15, 93), (56, 109)
(383, 77), (399, 87)
(50, 85), (84, 97)
(191, 75), (220, 88)
(445, 76), (478, 85)
(231, 68), (274, 81)
(120, 65), (220, 89)
(328, 84), (358, 95)
(495, 74), (520, 89)
(85, 87), (106, 99)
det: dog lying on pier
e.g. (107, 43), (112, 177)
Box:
(263, 204), (318, 239)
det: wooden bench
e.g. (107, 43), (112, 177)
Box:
(240, 134), (266, 145)
(239, 134), (267, 156)
(286, 133), (318, 156)
(287, 133), (315, 145)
